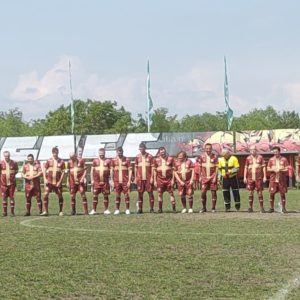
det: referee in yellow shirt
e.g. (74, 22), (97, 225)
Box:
(218, 149), (241, 212)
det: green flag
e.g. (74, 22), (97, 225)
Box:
(147, 60), (154, 132)
(69, 60), (75, 134)
(224, 57), (233, 130)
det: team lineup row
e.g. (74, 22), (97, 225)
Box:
(0, 142), (298, 216)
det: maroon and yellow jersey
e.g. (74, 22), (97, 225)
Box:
(268, 156), (288, 184)
(245, 155), (265, 181)
(67, 158), (86, 186)
(111, 156), (132, 184)
(92, 158), (111, 185)
(0, 160), (18, 186)
(174, 159), (194, 182)
(197, 153), (218, 179)
(23, 161), (42, 188)
(44, 158), (65, 185)
(135, 153), (154, 181)
(154, 156), (174, 182)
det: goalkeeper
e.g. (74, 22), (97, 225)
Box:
(218, 149), (241, 212)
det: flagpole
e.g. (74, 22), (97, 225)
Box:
(69, 60), (76, 153)
(147, 60), (154, 133)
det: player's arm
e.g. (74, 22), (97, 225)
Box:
(296, 159), (300, 182)
(243, 162), (248, 184)
(80, 161), (87, 183)
(127, 161), (133, 188)
(57, 162), (65, 187)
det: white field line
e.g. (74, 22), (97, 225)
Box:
(20, 217), (300, 237)
(268, 276), (300, 300)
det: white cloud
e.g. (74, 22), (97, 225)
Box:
(11, 57), (300, 122)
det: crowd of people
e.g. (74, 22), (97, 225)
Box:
(0, 142), (297, 216)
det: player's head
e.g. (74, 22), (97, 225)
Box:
(3, 151), (10, 162)
(98, 148), (105, 158)
(177, 151), (187, 162)
(272, 146), (281, 157)
(159, 147), (166, 158)
(204, 143), (212, 155)
(221, 148), (231, 159)
(27, 153), (34, 164)
(52, 146), (59, 158)
(69, 152), (77, 160)
(249, 145), (257, 156)
(116, 146), (123, 157)
(139, 143), (146, 154)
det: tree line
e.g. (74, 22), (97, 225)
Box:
(1, 100), (300, 136)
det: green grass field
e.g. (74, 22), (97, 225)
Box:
(1, 189), (300, 299)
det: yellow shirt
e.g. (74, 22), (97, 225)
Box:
(218, 156), (239, 178)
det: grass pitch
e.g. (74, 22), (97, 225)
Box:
(1, 189), (300, 299)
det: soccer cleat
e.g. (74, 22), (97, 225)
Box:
(260, 208), (266, 213)
(40, 211), (48, 216)
(248, 207), (254, 213)
(188, 208), (193, 213)
(137, 209), (143, 214)
(172, 207), (177, 213)
(114, 209), (120, 215)
(211, 209), (216, 213)
(158, 208), (163, 213)
(235, 207), (240, 212)
(225, 207), (230, 212)
(2, 213), (7, 217)
(268, 208), (274, 213)
(71, 210), (76, 216)
(89, 209), (96, 215)
(181, 208), (187, 214)
(149, 208), (154, 213)
(10, 213), (15, 217)
(59, 212), (64, 217)
(24, 212), (31, 217)
(199, 208), (207, 213)
(103, 209), (111, 215)
(125, 209), (131, 215)
(281, 208), (288, 214)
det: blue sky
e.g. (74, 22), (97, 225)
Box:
(1, 0), (300, 121)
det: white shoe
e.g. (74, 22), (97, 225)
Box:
(59, 212), (64, 217)
(181, 208), (187, 214)
(188, 208), (193, 213)
(40, 211), (48, 216)
(211, 209), (216, 213)
(104, 209), (111, 215)
(89, 209), (96, 215)
(125, 209), (131, 215)
(114, 209), (120, 215)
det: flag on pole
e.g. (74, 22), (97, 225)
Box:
(69, 60), (75, 134)
(224, 57), (233, 130)
(147, 60), (154, 132)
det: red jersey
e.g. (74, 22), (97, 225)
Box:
(245, 155), (265, 181)
(174, 159), (194, 182)
(67, 158), (86, 186)
(135, 152), (154, 181)
(267, 155), (288, 184)
(197, 153), (218, 180)
(23, 161), (42, 189)
(111, 156), (132, 184)
(0, 159), (18, 186)
(154, 156), (174, 182)
(44, 158), (65, 185)
(92, 158), (111, 185)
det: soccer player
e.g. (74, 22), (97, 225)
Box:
(218, 149), (241, 212)
(22, 154), (43, 216)
(134, 143), (155, 213)
(67, 152), (88, 215)
(243, 145), (267, 213)
(41, 147), (65, 216)
(174, 151), (194, 213)
(89, 148), (112, 215)
(111, 147), (132, 215)
(267, 146), (289, 213)
(197, 143), (218, 213)
(153, 147), (176, 213)
(0, 151), (19, 216)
